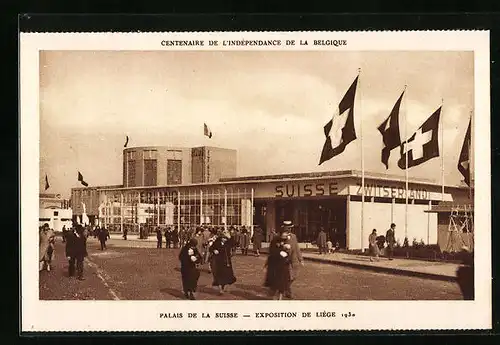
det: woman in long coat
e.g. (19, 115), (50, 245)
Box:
(39, 224), (55, 272)
(209, 230), (236, 294)
(264, 221), (303, 300)
(368, 229), (380, 262)
(178, 238), (203, 300)
(264, 227), (294, 300)
(252, 226), (265, 256)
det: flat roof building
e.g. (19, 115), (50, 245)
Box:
(71, 147), (472, 250)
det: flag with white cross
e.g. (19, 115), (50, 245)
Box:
(397, 107), (441, 169)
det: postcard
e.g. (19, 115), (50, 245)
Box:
(21, 30), (491, 332)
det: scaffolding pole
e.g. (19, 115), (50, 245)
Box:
(251, 187), (254, 239)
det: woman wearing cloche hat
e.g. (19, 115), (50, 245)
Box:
(264, 220), (304, 300)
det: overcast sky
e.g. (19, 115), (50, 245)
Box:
(39, 51), (473, 197)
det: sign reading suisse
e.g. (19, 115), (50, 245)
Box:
(275, 182), (339, 198)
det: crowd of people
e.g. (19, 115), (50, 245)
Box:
(39, 219), (475, 300)
(178, 221), (303, 300)
(154, 227), (180, 249)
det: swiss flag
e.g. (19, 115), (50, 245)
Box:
(458, 119), (472, 186)
(398, 107), (441, 169)
(319, 76), (358, 165)
(378, 91), (404, 169)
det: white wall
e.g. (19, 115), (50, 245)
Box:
(348, 200), (437, 250)
(39, 208), (73, 232)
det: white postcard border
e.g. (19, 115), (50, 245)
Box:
(21, 31), (491, 332)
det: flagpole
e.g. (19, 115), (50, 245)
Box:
(468, 110), (473, 201)
(404, 85), (408, 241)
(441, 99), (445, 201)
(125, 150), (128, 187)
(358, 68), (365, 252)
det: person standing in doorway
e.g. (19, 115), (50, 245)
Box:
(156, 227), (163, 249)
(369, 229), (380, 262)
(385, 223), (396, 260)
(252, 225), (264, 257)
(316, 227), (327, 255)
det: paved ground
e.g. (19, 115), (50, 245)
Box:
(39, 238), (464, 301)
(106, 233), (462, 280)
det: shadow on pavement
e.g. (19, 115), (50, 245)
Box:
(234, 283), (269, 296)
(228, 289), (268, 300)
(197, 285), (226, 296)
(159, 287), (187, 299)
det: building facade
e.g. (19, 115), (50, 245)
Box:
(71, 168), (471, 250)
(39, 193), (72, 232)
(123, 146), (237, 187)
(191, 146), (238, 183)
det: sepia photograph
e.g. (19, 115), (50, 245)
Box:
(21, 31), (491, 331)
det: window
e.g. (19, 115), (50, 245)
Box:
(126, 151), (135, 160)
(53, 211), (59, 216)
(143, 150), (157, 159)
(128, 164), (136, 187)
(167, 159), (182, 185)
(144, 159), (157, 186)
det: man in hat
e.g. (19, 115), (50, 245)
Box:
(385, 223), (396, 260)
(316, 227), (327, 255)
(264, 220), (304, 299)
(65, 224), (88, 280)
(282, 220), (304, 298)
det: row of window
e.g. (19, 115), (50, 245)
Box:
(126, 159), (182, 186)
(125, 149), (183, 160)
(126, 150), (157, 160)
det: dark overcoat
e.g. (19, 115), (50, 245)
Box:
(317, 231), (327, 248)
(264, 235), (293, 293)
(209, 236), (236, 286)
(65, 230), (88, 259)
(178, 243), (202, 292)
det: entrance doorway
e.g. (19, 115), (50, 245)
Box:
(307, 199), (346, 248)
(274, 198), (347, 247)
